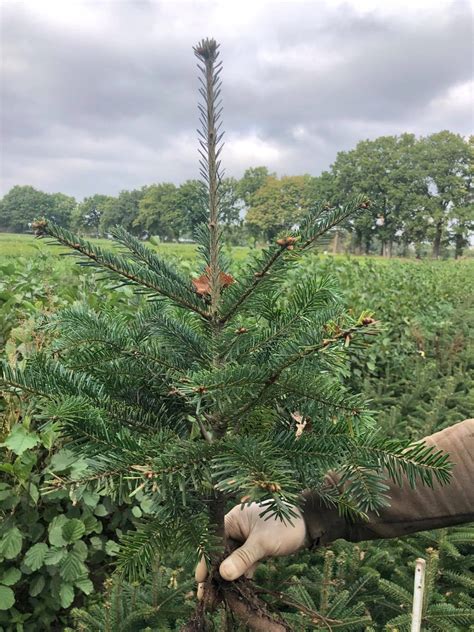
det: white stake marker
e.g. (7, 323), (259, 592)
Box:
(411, 557), (426, 632)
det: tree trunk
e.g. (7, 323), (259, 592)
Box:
(454, 233), (464, 260)
(332, 230), (339, 254)
(353, 229), (362, 255)
(364, 236), (371, 255)
(432, 222), (442, 258)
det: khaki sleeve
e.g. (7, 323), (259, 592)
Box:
(301, 418), (474, 546)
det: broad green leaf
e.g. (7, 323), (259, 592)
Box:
(89, 536), (103, 550)
(40, 424), (60, 450)
(44, 547), (65, 566)
(29, 522), (45, 542)
(72, 540), (88, 561)
(29, 574), (45, 597)
(48, 515), (68, 547)
(48, 449), (77, 472)
(0, 585), (15, 610)
(28, 484), (40, 505)
(0, 425), (39, 455)
(69, 458), (90, 480)
(0, 528), (23, 560)
(59, 583), (75, 608)
(0, 485), (12, 501)
(93, 504), (108, 517)
(82, 490), (100, 508)
(105, 541), (120, 557)
(48, 449), (89, 479)
(59, 550), (87, 582)
(82, 512), (101, 533)
(24, 543), (48, 571)
(75, 576), (93, 595)
(62, 519), (85, 543)
(0, 567), (21, 586)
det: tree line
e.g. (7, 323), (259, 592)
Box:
(1, 130), (472, 257)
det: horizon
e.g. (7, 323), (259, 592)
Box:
(1, 0), (472, 199)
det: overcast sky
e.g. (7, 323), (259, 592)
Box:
(1, 0), (473, 200)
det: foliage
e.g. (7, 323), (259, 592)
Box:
(101, 189), (147, 235)
(2, 134), (471, 255)
(0, 186), (75, 233)
(133, 183), (182, 240)
(290, 256), (474, 438)
(245, 175), (318, 240)
(71, 194), (115, 236)
(0, 412), (150, 630)
(65, 571), (195, 632)
(252, 523), (474, 630)
(0, 246), (473, 629)
(319, 131), (473, 257)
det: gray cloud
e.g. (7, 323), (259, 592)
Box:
(1, 0), (472, 199)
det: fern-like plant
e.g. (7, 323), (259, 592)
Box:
(1, 39), (452, 631)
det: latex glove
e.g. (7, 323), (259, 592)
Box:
(195, 502), (308, 595)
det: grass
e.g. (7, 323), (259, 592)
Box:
(0, 232), (251, 261)
(1, 232), (471, 266)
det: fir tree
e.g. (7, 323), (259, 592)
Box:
(2, 39), (452, 631)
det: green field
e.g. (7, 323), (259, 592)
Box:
(1, 232), (474, 630)
(0, 232), (252, 261)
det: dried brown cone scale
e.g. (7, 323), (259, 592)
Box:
(192, 267), (235, 297)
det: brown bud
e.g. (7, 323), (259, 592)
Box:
(235, 327), (248, 334)
(259, 481), (282, 492)
(362, 316), (376, 325)
(276, 236), (298, 248)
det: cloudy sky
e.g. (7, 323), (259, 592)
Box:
(1, 0), (472, 200)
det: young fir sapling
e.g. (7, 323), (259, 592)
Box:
(3, 38), (451, 630)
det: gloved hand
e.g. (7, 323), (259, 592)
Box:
(195, 502), (308, 596)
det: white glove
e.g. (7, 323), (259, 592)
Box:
(195, 502), (308, 596)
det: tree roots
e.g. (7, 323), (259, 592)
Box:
(180, 565), (292, 632)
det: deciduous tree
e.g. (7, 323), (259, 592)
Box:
(246, 174), (316, 240)
(134, 183), (182, 240)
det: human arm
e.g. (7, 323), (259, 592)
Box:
(197, 418), (474, 582)
(303, 417), (474, 545)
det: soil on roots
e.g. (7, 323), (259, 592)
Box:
(181, 566), (292, 632)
